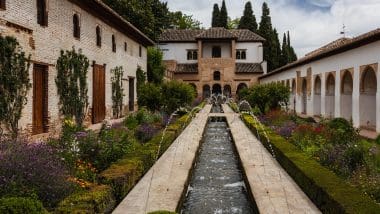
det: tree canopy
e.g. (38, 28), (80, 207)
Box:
(238, 1), (257, 33)
(211, 0), (228, 28)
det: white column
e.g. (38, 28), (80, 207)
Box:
(321, 73), (326, 116)
(376, 68), (380, 132)
(335, 70), (341, 118)
(352, 67), (360, 128)
(310, 76), (314, 116)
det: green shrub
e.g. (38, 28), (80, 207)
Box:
(241, 114), (380, 213)
(161, 81), (195, 114)
(0, 197), (47, 214)
(124, 115), (139, 130)
(56, 185), (115, 214)
(137, 83), (162, 111)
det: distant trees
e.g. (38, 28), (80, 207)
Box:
(170, 11), (202, 30)
(211, 0), (228, 28)
(238, 1), (257, 33)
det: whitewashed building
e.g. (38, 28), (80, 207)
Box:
(158, 27), (267, 98)
(0, 0), (154, 135)
(259, 29), (380, 133)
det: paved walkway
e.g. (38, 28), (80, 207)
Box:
(112, 105), (212, 214)
(223, 104), (321, 214)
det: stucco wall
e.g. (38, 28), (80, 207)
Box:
(0, 0), (148, 134)
(160, 43), (198, 63)
(235, 42), (263, 63)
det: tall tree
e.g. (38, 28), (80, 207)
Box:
(238, 1), (258, 32)
(219, 0), (228, 28)
(287, 31), (298, 62)
(271, 28), (281, 70)
(227, 17), (240, 29)
(212, 4), (220, 27)
(258, 2), (275, 71)
(171, 11), (202, 29)
(147, 47), (165, 84)
(280, 33), (289, 67)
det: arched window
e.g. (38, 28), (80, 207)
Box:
(326, 74), (335, 96)
(73, 14), (80, 39)
(361, 67), (377, 94)
(112, 35), (116, 52)
(213, 71), (221, 81)
(314, 76), (321, 95)
(96, 26), (101, 47)
(341, 71), (353, 94)
(37, 0), (48, 26)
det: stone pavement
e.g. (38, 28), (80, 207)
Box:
(112, 105), (212, 214)
(222, 104), (321, 214)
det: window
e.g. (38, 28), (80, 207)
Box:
(139, 46), (142, 57)
(73, 14), (80, 39)
(124, 42), (127, 52)
(37, 0), (48, 26)
(96, 26), (101, 47)
(0, 0), (6, 10)
(213, 71), (221, 81)
(212, 46), (221, 58)
(187, 50), (198, 60)
(112, 35), (116, 52)
(236, 49), (246, 60)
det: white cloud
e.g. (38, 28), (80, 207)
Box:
(163, 0), (380, 57)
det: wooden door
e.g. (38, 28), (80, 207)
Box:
(129, 78), (135, 112)
(92, 64), (106, 124)
(33, 64), (48, 134)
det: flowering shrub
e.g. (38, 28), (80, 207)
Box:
(0, 139), (74, 208)
(135, 123), (159, 143)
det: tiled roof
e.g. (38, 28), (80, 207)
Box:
(175, 63), (198, 73)
(260, 28), (380, 79)
(159, 28), (265, 42)
(196, 28), (237, 39)
(236, 63), (264, 73)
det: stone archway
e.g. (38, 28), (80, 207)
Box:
(314, 76), (321, 116)
(212, 84), (222, 95)
(203, 85), (210, 99)
(302, 79), (307, 114)
(223, 85), (231, 97)
(360, 67), (377, 130)
(325, 74), (335, 118)
(341, 70), (353, 121)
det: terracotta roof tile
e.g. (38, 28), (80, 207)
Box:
(236, 63), (263, 73)
(175, 63), (198, 73)
(195, 27), (237, 39)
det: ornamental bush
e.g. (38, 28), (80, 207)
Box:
(0, 197), (47, 214)
(0, 36), (31, 138)
(161, 81), (196, 114)
(137, 83), (162, 111)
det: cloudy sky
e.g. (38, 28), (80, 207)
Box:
(162, 0), (380, 57)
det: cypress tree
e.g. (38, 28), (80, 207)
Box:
(258, 2), (275, 71)
(212, 4), (220, 27)
(280, 33), (289, 67)
(238, 1), (257, 32)
(287, 31), (298, 62)
(271, 28), (281, 70)
(219, 0), (228, 28)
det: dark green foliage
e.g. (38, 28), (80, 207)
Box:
(242, 114), (380, 213)
(170, 11), (202, 29)
(271, 28), (281, 70)
(137, 83), (162, 111)
(287, 31), (298, 62)
(55, 48), (89, 126)
(280, 33), (289, 67)
(241, 82), (290, 114)
(219, 0), (228, 28)
(56, 185), (116, 214)
(0, 197), (47, 214)
(161, 81), (196, 113)
(0, 36), (31, 138)
(238, 1), (257, 32)
(147, 47), (165, 84)
(212, 4), (220, 27)
(111, 66), (125, 118)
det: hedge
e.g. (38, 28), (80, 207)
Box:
(241, 114), (380, 213)
(55, 185), (115, 214)
(0, 197), (48, 214)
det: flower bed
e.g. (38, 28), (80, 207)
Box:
(242, 113), (380, 213)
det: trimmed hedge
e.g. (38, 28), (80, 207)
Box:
(0, 197), (48, 214)
(241, 114), (380, 213)
(56, 185), (115, 214)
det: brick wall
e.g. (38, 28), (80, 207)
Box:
(0, 0), (148, 135)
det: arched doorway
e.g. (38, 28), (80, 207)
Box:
(223, 85), (231, 97)
(212, 84), (222, 95)
(302, 78), (307, 114)
(237, 83), (248, 96)
(341, 71), (353, 121)
(325, 74), (335, 118)
(290, 79), (296, 112)
(314, 76), (321, 116)
(189, 83), (197, 97)
(203, 85), (210, 99)
(360, 67), (377, 130)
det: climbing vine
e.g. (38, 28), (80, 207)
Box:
(136, 66), (146, 96)
(111, 66), (124, 118)
(55, 48), (89, 126)
(0, 36), (31, 138)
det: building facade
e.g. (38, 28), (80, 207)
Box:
(0, 0), (154, 135)
(259, 29), (380, 133)
(158, 28), (267, 98)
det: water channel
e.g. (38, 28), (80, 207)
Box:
(181, 105), (257, 214)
